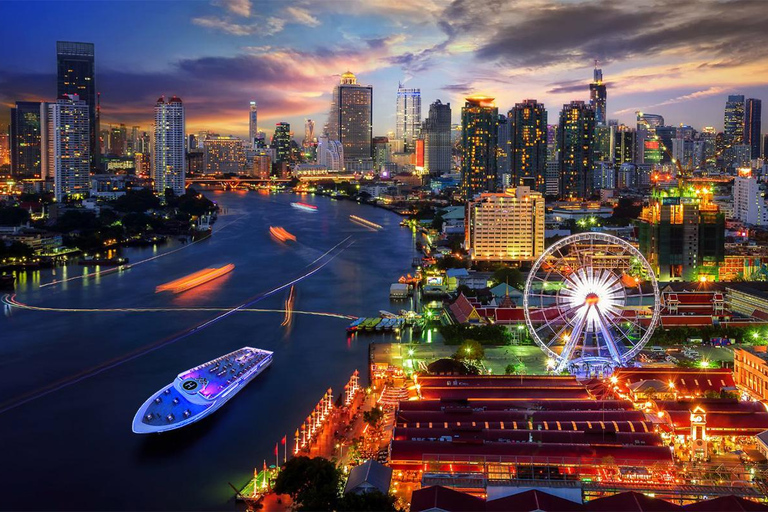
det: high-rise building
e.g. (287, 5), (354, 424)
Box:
(509, 99), (547, 193)
(496, 115), (511, 188)
(304, 119), (315, 146)
(558, 101), (595, 199)
(745, 98), (762, 160)
(325, 71), (373, 170)
(108, 124), (127, 157)
(724, 94), (745, 168)
(461, 96), (498, 200)
(589, 64), (607, 126)
(57, 41), (97, 170)
(465, 186), (545, 263)
(636, 112), (664, 165)
(0, 127), (9, 168)
(422, 100), (452, 177)
(396, 84), (421, 152)
(638, 188), (725, 281)
(153, 96), (185, 196)
(203, 135), (246, 174)
(249, 101), (258, 148)
(734, 169), (768, 226)
(372, 136), (390, 171)
(9, 101), (42, 178)
(614, 125), (636, 165)
(271, 122), (291, 164)
(44, 94), (90, 201)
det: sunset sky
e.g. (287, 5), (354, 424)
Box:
(1, 0), (767, 139)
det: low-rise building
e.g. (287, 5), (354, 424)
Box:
(734, 347), (768, 401)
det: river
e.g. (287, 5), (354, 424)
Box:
(0, 191), (418, 510)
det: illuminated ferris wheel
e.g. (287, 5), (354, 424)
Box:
(523, 233), (661, 376)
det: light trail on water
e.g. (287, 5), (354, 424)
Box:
(0, 236), (354, 416)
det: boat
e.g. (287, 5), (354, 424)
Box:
(269, 226), (297, 242)
(132, 347), (273, 434)
(347, 317), (365, 332)
(78, 256), (129, 266)
(349, 215), (382, 230)
(156, 264), (235, 294)
(366, 318), (381, 331)
(291, 202), (317, 212)
(379, 310), (397, 318)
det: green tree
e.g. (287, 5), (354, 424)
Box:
(491, 266), (523, 289)
(454, 339), (484, 361)
(112, 188), (161, 213)
(337, 490), (400, 512)
(0, 206), (30, 226)
(273, 456), (341, 511)
(363, 407), (384, 429)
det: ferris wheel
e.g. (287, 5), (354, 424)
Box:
(523, 232), (661, 376)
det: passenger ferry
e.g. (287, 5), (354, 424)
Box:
(132, 347), (273, 434)
(291, 202), (317, 212)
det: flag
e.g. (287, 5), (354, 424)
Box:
(263, 460), (267, 472)
(274, 442), (278, 457)
(281, 435), (287, 445)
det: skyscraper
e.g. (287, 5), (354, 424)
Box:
(422, 100), (451, 177)
(396, 84), (421, 152)
(203, 135), (246, 174)
(460, 96), (498, 200)
(304, 119), (315, 146)
(589, 64), (607, 126)
(57, 41), (97, 169)
(9, 101), (42, 178)
(724, 94), (745, 168)
(745, 98), (762, 160)
(496, 115), (511, 188)
(509, 99), (547, 193)
(272, 122), (291, 164)
(558, 101), (595, 199)
(249, 101), (258, 148)
(45, 94), (90, 201)
(325, 71), (373, 171)
(153, 96), (185, 196)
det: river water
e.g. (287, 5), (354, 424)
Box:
(0, 191), (417, 510)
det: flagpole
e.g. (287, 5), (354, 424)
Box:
(284, 435), (287, 464)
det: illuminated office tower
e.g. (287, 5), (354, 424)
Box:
(326, 71), (373, 170)
(249, 101), (258, 148)
(745, 98), (762, 160)
(724, 95), (745, 168)
(422, 100), (452, 176)
(509, 99), (547, 193)
(271, 122), (291, 164)
(9, 101), (42, 178)
(153, 96), (185, 196)
(45, 94), (90, 201)
(460, 96), (498, 200)
(396, 84), (421, 152)
(57, 41), (97, 169)
(614, 125), (636, 165)
(636, 112), (664, 165)
(734, 169), (768, 226)
(203, 135), (246, 174)
(558, 101), (595, 199)
(589, 64), (607, 126)
(497, 115), (511, 188)
(0, 128), (9, 167)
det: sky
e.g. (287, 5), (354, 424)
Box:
(1, 0), (767, 140)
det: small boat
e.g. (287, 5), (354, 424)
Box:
(269, 226), (297, 242)
(367, 318), (381, 331)
(347, 317), (365, 332)
(291, 202), (317, 212)
(380, 310), (397, 318)
(78, 256), (129, 266)
(156, 264), (235, 294)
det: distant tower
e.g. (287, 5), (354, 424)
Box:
(461, 96), (498, 200)
(589, 61), (607, 126)
(396, 83), (421, 152)
(46, 94), (90, 201)
(272, 122), (291, 164)
(249, 101), (258, 148)
(745, 98), (762, 160)
(57, 41), (98, 169)
(326, 71), (373, 171)
(304, 119), (315, 146)
(724, 95), (746, 168)
(9, 101), (43, 178)
(509, 99), (548, 193)
(153, 96), (185, 196)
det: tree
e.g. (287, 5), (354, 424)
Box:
(436, 255), (467, 270)
(454, 339), (484, 361)
(337, 490), (400, 512)
(112, 189), (161, 213)
(491, 266), (523, 289)
(363, 407), (384, 429)
(273, 456), (341, 511)
(0, 206), (30, 227)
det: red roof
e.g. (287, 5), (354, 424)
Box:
(393, 427), (662, 446)
(660, 315), (714, 326)
(417, 376), (584, 388)
(411, 485), (485, 512)
(666, 411), (768, 434)
(487, 490), (583, 512)
(585, 491), (682, 512)
(449, 293), (481, 324)
(493, 308), (526, 322)
(683, 496), (768, 511)
(614, 368), (735, 396)
(397, 399), (635, 412)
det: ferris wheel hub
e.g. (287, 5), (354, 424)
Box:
(584, 292), (600, 305)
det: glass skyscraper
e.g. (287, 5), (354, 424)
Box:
(396, 84), (421, 152)
(422, 100), (452, 177)
(272, 122), (291, 164)
(326, 71), (373, 171)
(589, 65), (607, 126)
(46, 95), (90, 201)
(460, 96), (498, 200)
(153, 96), (185, 196)
(9, 101), (42, 178)
(56, 41), (97, 169)
(558, 101), (595, 200)
(509, 99), (548, 194)
(745, 98), (762, 160)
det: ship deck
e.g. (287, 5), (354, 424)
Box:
(178, 348), (271, 401)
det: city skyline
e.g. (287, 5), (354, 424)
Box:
(2, 0), (768, 138)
